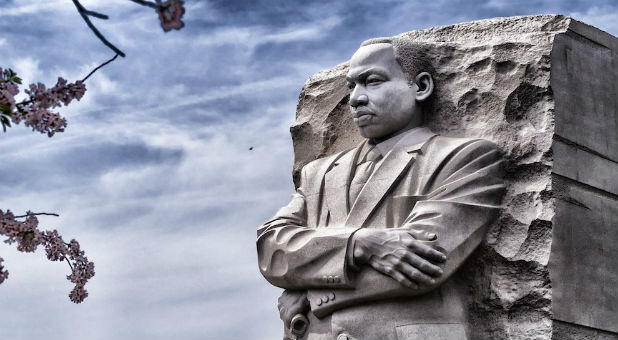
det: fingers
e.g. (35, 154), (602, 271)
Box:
(400, 251), (443, 277)
(369, 255), (435, 287)
(392, 258), (438, 286)
(369, 258), (418, 289)
(408, 228), (437, 241)
(358, 229), (448, 288)
(369, 252), (441, 288)
(404, 238), (447, 263)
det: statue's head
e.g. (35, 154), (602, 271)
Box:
(346, 38), (435, 141)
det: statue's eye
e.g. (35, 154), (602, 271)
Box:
(366, 76), (384, 86)
(347, 82), (355, 90)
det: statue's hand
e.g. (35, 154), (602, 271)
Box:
(277, 289), (310, 328)
(352, 228), (447, 289)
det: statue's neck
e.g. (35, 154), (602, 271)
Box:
(372, 115), (424, 144)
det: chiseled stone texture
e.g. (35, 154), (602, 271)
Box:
(290, 15), (617, 340)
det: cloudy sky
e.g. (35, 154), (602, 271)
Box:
(0, 0), (616, 339)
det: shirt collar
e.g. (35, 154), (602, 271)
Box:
(369, 126), (431, 157)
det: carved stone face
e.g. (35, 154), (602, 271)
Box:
(346, 43), (421, 141)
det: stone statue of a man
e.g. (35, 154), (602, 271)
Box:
(257, 37), (505, 340)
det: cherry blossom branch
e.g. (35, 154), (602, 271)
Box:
(2, 53), (117, 137)
(2, 0), (186, 136)
(0, 210), (95, 303)
(80, 8), (109, 19)
(63, 255), (75, 272)
(128, 0), (158, 9)
(9, 53), (118, 111)
(82, 54), (120, 82)
(1, 71), (86, 137)
(1, 0), (188, 305)
(13, 212), (60, 218)
(71, 0), (186, 57)
(71, 0), (126, 57)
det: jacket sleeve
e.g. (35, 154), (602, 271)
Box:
(308, 138), (505, 318)
(256, 164), (358, 289)
(402, 138), (505, 278)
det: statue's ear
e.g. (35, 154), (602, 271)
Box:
(414, 72), (434, 102)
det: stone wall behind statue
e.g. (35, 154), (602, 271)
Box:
(290, 15), (618, 340)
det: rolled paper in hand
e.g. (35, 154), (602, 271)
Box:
(290, 313), (309, 337)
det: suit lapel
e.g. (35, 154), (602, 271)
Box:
(324, 143), (364, 225)
(344, 149), (414, 228)
(344, 128), (437, 228)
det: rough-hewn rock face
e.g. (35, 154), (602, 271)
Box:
(290, 15), (617, 340)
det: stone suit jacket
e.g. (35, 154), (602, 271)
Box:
(257, 128), (505, 340)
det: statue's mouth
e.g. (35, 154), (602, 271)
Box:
(353, 113), (373, 126)
(352, 107), (373, 117)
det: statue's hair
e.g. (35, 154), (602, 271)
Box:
(360, 37), (435, 86)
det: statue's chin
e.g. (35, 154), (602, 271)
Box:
(357, 125), (379, 139)
(357, 125), (394, 141)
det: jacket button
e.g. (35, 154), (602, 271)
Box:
(316, 298), (323, 306)
(337, 333), (350, 340)
(329, 292), (335, 301)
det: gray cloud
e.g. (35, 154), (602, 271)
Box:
(0, 139), (183, 192)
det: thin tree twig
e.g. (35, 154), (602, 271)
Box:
(128, 0), (159, 9)
(81, 9), (109, 19)
(13, 212), (60, 218)
(71, 0), (126, 57)
(81, 54), (120, 82)
(63, 255), (75, 272)
(15, 99), (32, 108)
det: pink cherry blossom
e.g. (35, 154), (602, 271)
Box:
(0, 257), (8, 285)
(69, 285), (89, 303)
(3, 77), (86, 137)
(156, 0), (185, 32)
(4, 83), (19, 96)
(0, 210), (94, 303)
(0, 89), (16, 110)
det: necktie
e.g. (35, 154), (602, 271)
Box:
(349, 145), (383, 205)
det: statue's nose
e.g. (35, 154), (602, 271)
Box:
(349, 88), (369, 107)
